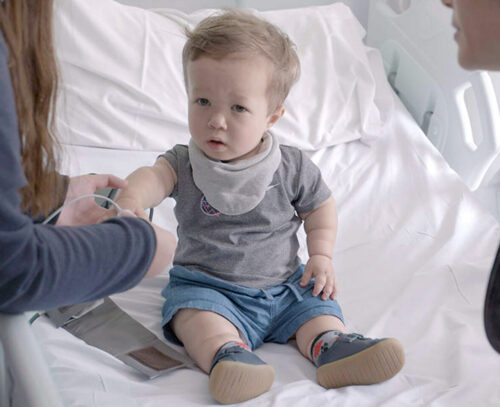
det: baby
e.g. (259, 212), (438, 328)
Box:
(117, 10), (404, 404)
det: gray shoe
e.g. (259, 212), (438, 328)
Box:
(209, 342), (275, 404)
(316, 333), (405, 389)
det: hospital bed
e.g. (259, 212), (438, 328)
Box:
(1, 0), (500, 406)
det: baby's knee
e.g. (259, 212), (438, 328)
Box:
(173, 308), (239, 339)
(171, 309), (242, 372)
(172, 307), (203, 326)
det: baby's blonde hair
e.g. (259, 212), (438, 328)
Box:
(182, 9), (301, 112)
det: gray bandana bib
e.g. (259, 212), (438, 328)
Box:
(188, 133), (281, 216)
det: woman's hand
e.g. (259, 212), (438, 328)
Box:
(57, 174), (177, 277)
(56, 174), (128, 226)
(299, 255), (337, 301)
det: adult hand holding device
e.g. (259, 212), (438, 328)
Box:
(56, 174), (128, 226)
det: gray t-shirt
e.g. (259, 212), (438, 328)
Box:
(161, 144), (331, 288)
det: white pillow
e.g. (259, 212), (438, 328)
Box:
(54, 0), (393, 151)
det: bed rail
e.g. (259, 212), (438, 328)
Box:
(0, 313), (64, 407)
(367, 0), (500, 190)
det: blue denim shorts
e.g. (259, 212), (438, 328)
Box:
(161, 265), (344, 350)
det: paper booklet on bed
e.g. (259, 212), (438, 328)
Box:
(46, 298), (193, 379)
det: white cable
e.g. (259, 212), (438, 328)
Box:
(42, 194), (128, 225)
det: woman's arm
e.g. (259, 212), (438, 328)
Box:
(0, 32), (172, 313)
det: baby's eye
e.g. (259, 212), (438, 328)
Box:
(196, 98), (210, 106)
(232, 104), (247, 113)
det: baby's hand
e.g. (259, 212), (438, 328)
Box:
(99, 196), (147, 223)
(299, 255), (336, 301)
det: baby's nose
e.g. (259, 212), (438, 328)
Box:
(208, 112), (227, 130)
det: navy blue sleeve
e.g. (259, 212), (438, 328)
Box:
(0, 31), (156, 313)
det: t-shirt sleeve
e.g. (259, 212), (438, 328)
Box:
(292, 150), (332, 214)
(0, 31), (156, 314)
(159, 145), (185, 198)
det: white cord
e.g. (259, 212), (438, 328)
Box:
(42, 193), (128, 225)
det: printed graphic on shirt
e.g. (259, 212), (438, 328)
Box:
(200, 195), (221, 217)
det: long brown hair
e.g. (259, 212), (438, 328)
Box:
(0, 0), (61, 216)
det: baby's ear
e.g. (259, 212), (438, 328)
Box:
(266, 105), (285, 129)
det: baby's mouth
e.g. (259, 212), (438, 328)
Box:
(207, 139), (227, 151)
(209, 139), (225, 146)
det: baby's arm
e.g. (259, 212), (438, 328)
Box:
(116, 157), (177, 217)
(299, 196), (338, 300)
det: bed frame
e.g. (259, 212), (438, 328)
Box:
(0, 313), (64, 407)
(367, 0), (500, 191)
(1, 1), (499, 406)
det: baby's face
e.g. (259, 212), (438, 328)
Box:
(186, 53), (283, 162)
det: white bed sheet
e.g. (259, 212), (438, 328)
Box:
(21, 95), (500, 407)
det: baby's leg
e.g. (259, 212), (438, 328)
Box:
(172, 308), (240, 373)
(295, 315), (404, 388)
(172, 308), (274, 403)
(295, 314), (346, 359)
